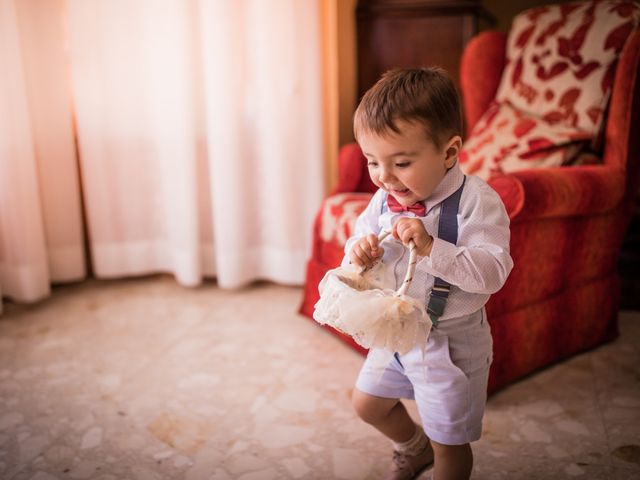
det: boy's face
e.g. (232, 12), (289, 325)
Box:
(359, 119), (462, 206)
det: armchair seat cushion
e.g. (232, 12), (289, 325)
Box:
(489, 162), (625, 222)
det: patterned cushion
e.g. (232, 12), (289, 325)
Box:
(459, 101), (589, 179)
(319, 193), (372, 246)
(461, 0), (640, 180)
(496, 1), (640, 136)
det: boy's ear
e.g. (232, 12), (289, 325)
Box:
(444, 135), (463, 168)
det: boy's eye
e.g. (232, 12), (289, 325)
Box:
(367, 162), (378, 167)
(395, 162), (410, 168)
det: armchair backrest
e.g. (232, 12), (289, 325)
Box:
(604, 29), (640, 199)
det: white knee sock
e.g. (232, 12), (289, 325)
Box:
(392, 423), (429, 456)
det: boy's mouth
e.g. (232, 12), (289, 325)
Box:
(391, 188), (411, 197)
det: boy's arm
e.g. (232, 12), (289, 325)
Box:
(418, 183), (513, 294)
(340, 190), (385, 267)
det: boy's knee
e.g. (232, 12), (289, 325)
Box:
(430, 440), (472, 459)
(351, 388), (397, 425)
(430, 440), (473, 479)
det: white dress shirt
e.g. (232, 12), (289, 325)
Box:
(341, 162), (514, 321)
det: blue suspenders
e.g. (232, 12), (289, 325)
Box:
(382, 176), (466, 327)
(427, 176), (466, 327)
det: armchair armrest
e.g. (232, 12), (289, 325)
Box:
(489, 164), (626, 222)
(331, 143), (377, 195)
(460, 31), (507, 132)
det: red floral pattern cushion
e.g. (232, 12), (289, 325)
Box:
(496, 0), (640, 136)
(461, 1), (639, 180)
(459, 101), (590, 179)
(319, 193), (371, 245)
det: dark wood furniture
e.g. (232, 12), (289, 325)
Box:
(620, 199), (640, 310)
(356, 0), (494, 102)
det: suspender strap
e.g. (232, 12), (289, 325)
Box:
(427, 176), (466, 327)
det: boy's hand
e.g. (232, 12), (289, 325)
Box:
(349, 233), (384, 269)
(393, 218), (434, 257)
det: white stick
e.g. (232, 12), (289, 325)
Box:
(397, 240), (416, 296)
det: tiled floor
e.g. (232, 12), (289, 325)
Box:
(0, 277), (638, 480)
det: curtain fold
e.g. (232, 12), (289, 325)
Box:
(66, 0), (207, 286)
(200, 0), (324, 288)
(0, 0), (85, 311)
(0, 0), (325, 311)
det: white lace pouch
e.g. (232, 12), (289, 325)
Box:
(313, 231), (432, 357)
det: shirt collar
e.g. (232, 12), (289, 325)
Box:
(422, 161), (465, 215)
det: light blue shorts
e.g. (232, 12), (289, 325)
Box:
(355, 308), (493, 445)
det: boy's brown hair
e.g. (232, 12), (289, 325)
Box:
(353, 67), (462, 151)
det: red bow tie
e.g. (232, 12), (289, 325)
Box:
(387, 195), (426, 216)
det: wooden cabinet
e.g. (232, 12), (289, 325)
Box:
(356, 0), (493, 101)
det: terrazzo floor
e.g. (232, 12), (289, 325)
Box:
(0, 276), (638, 480)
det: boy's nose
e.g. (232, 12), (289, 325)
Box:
(379, 167), (395, 183)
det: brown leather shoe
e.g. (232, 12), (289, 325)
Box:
(383, 443), (434, 480)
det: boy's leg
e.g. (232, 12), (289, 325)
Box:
(351, 388), (415, 442)
(430, 440), (472, 480)
(352, 388), (434, 480)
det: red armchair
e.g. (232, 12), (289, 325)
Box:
(300, 5), (640, 394)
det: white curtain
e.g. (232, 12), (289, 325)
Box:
(0, 0), (324, 312)
(0, 0), (86, 313)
